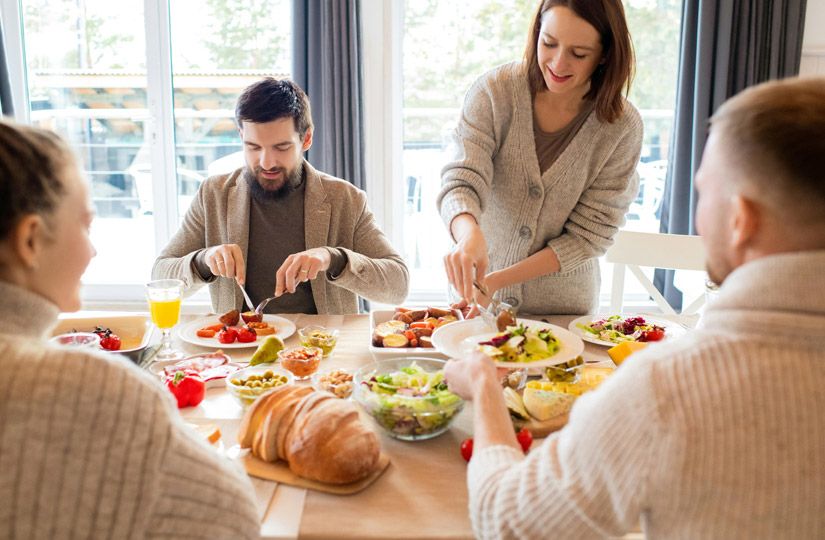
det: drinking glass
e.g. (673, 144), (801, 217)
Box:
(146, 278), (185, 361)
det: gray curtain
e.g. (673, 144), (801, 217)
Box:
(292, 0), (365, 190)
(0, 24), (14, 116)
(655, 0), (807, 309)
(292, 0), (369, 312)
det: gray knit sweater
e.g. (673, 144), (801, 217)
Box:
(438, 62), (643, 314)
(468, 250), (825, 538)
(0, 283), (260, 539)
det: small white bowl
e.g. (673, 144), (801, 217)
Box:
(225, 364), (294, 407)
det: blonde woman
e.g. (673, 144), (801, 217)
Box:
(0, 121), (259, 539)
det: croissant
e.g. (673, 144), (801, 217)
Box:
(238, 386), (381, 484)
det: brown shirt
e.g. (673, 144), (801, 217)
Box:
(533, 100), (595, 174)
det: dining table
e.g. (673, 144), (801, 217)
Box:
(164, 312), (622, 540)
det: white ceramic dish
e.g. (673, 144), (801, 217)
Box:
(178, 314), (296, 349)
(52, 312), (154, 361)
(568, 314), (687, 347)
(367, 308), (462, 357)
(432, 317), (584, 368)
(149, 351), (242, 388)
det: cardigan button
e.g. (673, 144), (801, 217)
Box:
(529, 185), (542, 199)
(504, 297), (519, 307)
(519, 226), (532, 239)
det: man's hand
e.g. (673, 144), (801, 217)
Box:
(203, 244), (246, 284)
(274, 247), (332, 297)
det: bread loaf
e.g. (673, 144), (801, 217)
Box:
(238, 386), (381, 485)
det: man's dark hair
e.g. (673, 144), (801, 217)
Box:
(234, 77), (313, 137)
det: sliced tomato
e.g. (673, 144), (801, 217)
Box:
(236, 328), (257, 343)
(217, 328), (238, 344)
(640, 327), (665, 342)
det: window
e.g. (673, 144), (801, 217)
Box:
(397, 0), (686, 306)
(6, 0), (291, 304)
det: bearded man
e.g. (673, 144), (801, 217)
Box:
(153, 78), (408, 314)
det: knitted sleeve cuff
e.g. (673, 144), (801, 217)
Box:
(439, 187), (482, 239)
(546, 234), (590, 273)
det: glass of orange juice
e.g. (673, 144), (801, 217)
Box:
(146, 279), (185, 361)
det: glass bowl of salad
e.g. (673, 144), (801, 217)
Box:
(353, 358), (464, 441)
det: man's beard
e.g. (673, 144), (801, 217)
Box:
(244, 162), (304, 200)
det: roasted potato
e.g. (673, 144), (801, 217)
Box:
(219, 309), (240, 326)
(427, 307), (452, 318)
(373, 321), (406, 347)
(382, 333), (409, 348)
(392, 312), (413, 324)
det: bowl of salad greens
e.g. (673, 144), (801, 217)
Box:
(353, 358), (464, 441)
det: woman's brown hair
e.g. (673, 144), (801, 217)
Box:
(524, 0), (635, 123)
(0, 120), (72, 240)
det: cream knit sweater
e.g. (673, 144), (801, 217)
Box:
(0, 283), (260, 539)
(468, 250), (825, 538)
(438, 62), (643, 314)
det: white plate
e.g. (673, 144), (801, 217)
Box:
(368, 309), (462, 357)
(178, 314), (296, 349)
(432, 318), (584, 368)
(567, 314), (687, 347)
(52, 312), (155, 360)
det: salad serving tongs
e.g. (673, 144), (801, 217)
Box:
(472, 279), (500, 330)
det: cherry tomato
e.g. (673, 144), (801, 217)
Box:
(516, 427), (533, 453)
(237, 327), (257, 343)
(93, 326), (121, 351)
(640, 327), (665, 342)
(217, 327), (238, 344)
(460, 438), (474, 462)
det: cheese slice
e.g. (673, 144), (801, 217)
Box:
(522, 387), (575, 421)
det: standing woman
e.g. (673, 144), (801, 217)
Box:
(439, 0), (642, 315)
(0, 121), (259, 539)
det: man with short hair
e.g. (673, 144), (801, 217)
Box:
(444, 77), (825, 538)
(153, 78), (408, 314)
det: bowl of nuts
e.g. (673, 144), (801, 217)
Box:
(311, 368), (354, 399)
(226, 364), (293, 407)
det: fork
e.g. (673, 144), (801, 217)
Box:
(253, 296), (277, 316)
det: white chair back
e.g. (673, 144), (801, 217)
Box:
(605, 230), (707, 321)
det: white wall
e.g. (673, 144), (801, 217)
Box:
(801, 0), (825, 76)
(802, 0), (825, 49)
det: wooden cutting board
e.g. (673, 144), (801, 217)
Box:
(243, 452), (391, 495)
(516, 413), (569, 438)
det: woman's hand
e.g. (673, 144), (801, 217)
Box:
(444, 215), (489, 302)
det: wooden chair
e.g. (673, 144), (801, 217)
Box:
(605, 230), (707, 322)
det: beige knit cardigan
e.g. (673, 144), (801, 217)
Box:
(438, 62), (643, 314)
(153, 160), (409, 315)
